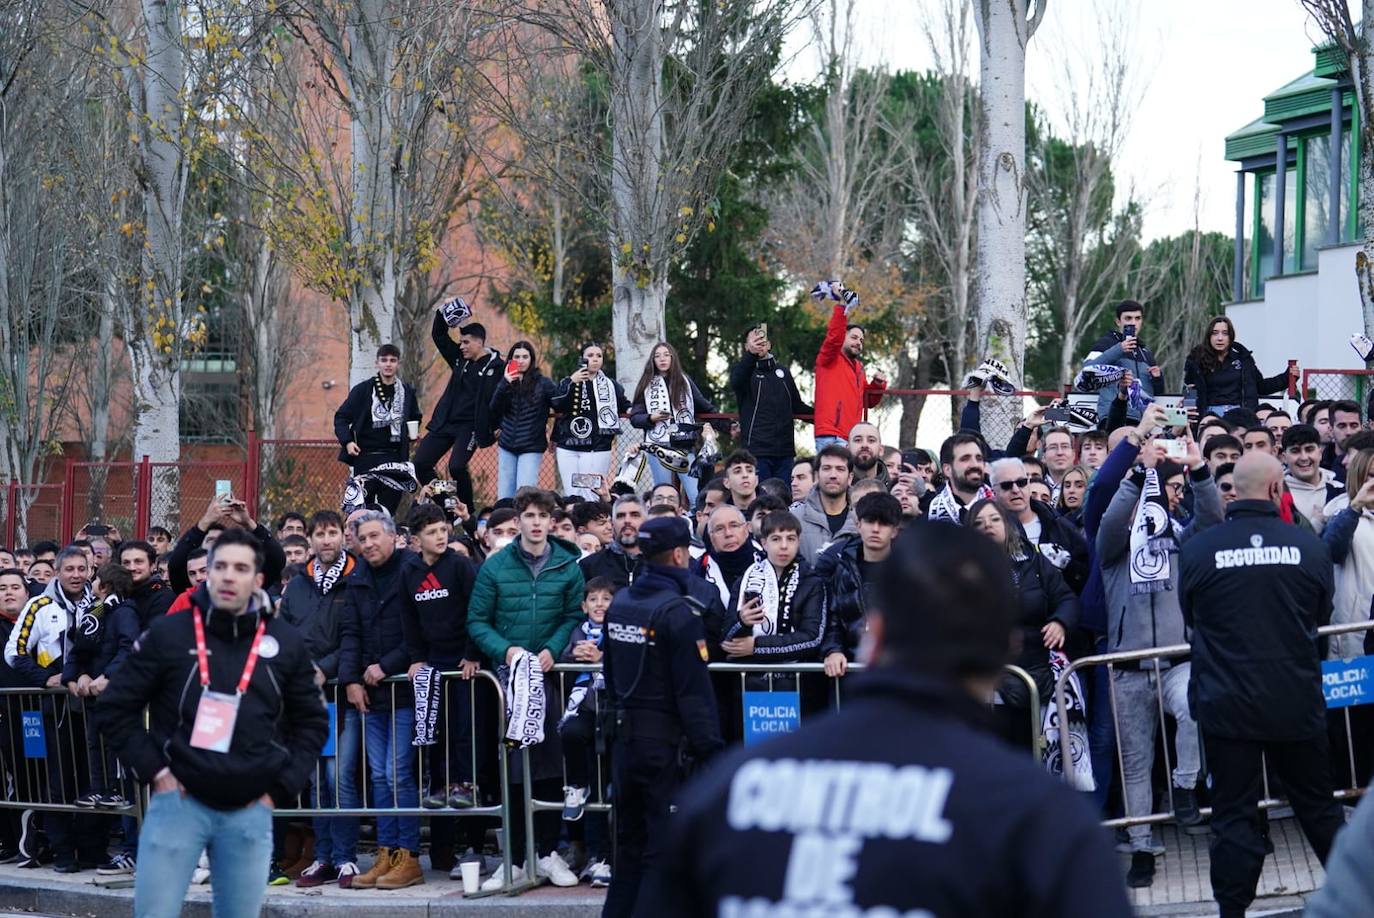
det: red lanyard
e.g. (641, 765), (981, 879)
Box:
(192, 608), (267, 694)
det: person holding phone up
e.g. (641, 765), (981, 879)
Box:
(729, 325), (810, 483)
(551, 342), (631, 501)
(489, 340), (557, 500)
(1081, 300), (1164, 423)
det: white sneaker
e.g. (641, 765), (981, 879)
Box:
(479, 863), (525, 891)
(336, 861), (360, 888)
(562, 785), (588, 822)
(192, 850), (211, 885)
(586, 859), (611, 887)
(537, 851), (578, 887)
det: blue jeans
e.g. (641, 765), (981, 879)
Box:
(311, 706), (361, 866)
(497, 448), (544, 500)
(814, 435), (847, 452)
(364, 706), (420, 853)
(135, 790), (272, 918)
(752, 455), (795, 484)
(647, 452), (698, 508)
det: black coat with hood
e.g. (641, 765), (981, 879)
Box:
(1183, 341), (1290, 416)
(278, 554), (357, 680)
(814, 533), (868, 660)
(1000, 550), (1079, 707)
(428, 311), (504, 444)
(94, 583), (328, 810)
(338, 548), (418, 707)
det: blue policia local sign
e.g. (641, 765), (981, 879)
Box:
(742, 690), (800, 746)
(20, 711), (45, 759)
(1322, 656), (1374, 709)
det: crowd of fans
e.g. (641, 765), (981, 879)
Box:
(0, 291), (1363, 908)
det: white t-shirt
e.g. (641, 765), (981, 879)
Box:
(1022, 515), (1043, 544)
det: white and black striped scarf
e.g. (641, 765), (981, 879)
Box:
(1129, 467), (1175, 595)
(644, 374), (693, 446)
(927, 483), (993, 524)
(311, 553), (348, 596)
(1042, 650), (1094, 791)
(503, 650), (545, 748)
(737, 558), (800, 637)
(370, 376), (405, 441)
(412, 664), (441, 747)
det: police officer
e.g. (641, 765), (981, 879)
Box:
(1179, 451), (1345, 918)
(602, 515), (723, 918)
(647, 521), (1132, 917)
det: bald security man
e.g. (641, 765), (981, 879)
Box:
(1179, 451), (1345, 918)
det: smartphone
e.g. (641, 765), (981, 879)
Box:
(1123, 323), (1137, 339)
(215, 479), (233, 503)
(1162, 439), (1188, 460)
(1182, 385), (1198, 411)
(571, 473), (604, 490)
(757, 323), (767, 341)
(83, 523), (110, 537)
(743, 591), (762, 607)
(1044, 407), (1071, 423)
(900, 449), (927, 469)
(578, 355), (589, 370)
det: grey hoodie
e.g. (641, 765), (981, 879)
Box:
(795, 486), (857, 565)
(1097, 469), (1223, 661)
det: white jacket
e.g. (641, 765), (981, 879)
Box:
(1285, 469), (1340, 534)
(4, 579), (90, 673)
(1326, 494), (1374, 661)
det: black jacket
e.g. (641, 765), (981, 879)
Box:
(628, 375), (718, 448)
(550, 375), (631, 452)
(339, 549), (416, 707)
(0, 618), (26, 689)
(129, 575), (175, 629)
(490, 374), (556, 454)
(95, 585), (328, 809)
(167, 523), (285, 597)
(579, 542), (643, 590)
(1183, 342), (1289, 416)
(1002, 551), (1079, 707)
(1180, 500), (1334, 741)
(603, 563), (723, 758)
(814, 533), (868, 660)
(61, 594), (139, 684)
(728, 353), (810, 459)
(1020, 499), (1091, 595)
(428, 311), (504, 443)
(723, 564), (826, 662)
(399, 548), (479, 665)
(332, 377), (422, 463)
(650, 670), (1132, 918)
(278, 555), (357, 680)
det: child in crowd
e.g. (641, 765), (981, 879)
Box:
(557, 577), (613, 887)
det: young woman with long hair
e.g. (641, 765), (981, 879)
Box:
(628, 341), (717, 506)
(1183, 316), (1298, 417)
(550, 342), (631, 500)
(489, 340), (556, 499)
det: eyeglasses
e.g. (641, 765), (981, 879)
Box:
(1164, 482), (1186, 496)
(997, 478), (1030, 492)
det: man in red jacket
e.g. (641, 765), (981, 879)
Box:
(813, 296), (885, 450)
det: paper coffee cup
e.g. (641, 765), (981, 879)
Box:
(407, 420), (420, 439)
(460, 860), (481, 893)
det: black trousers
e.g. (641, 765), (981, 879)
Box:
(602, 737), (682, 918)
(1206, 731), (1345, 916)
(413, 424), (478, 508)
(352, 451), (408, 515)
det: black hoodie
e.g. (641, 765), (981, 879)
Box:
(399, 548), (479, 665)
(729, 352), (811, 458)
(95, 583), (328, 809)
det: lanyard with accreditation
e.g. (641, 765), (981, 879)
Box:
(188, 608), (266, 754)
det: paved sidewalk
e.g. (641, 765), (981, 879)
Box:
(1130, 818), (1322, 916)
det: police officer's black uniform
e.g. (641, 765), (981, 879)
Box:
(1180, 497), (1345, 918)
(644, 520), (1132, 918)
(601, 517), (722, 918)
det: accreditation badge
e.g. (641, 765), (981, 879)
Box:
(189, 690), (241, 753)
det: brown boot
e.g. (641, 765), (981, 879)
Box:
(376, 849), (425, 890)
(349, 847), (392, 889)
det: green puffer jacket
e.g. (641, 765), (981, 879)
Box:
(467, 536), (586, 665)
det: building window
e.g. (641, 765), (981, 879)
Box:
(1253, 170), (1275, 298)
(180, 378), (242, 444)
(1301, 133), (1330, 270)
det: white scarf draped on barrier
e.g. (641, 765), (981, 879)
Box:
(1042, 650), (1095, 791)
(504, 650), (546, 748)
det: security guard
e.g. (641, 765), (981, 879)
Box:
(1180, 452), (1345, 918)
(646, 521), (1132, 917)
(602, 515), (722, 918)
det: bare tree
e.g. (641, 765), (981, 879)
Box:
(1299, 1), (1374, 364)
(971, 0), (1045, 385)
(1026, 0), (1144, 383)
(490, 0), (807, 389)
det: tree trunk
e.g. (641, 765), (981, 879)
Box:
(972, 0), (1042, 387)
(608, 0), (667, 392)
(1354, 9), (1374, 364)
(896, 346), (937, 446)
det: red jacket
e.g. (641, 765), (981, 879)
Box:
(813, 304), (886, 438)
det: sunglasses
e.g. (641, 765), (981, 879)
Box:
(1218, 482), (1234, 493)
(997, 478), (1030, 492)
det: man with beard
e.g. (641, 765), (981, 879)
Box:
(846, 422), (889, 486)
(922, 433), (991, 524)
(812, 285), (886, 451)
(730, 326), (810, 482)
(333, 344), (423, 515)
(579, 496), (645, 588)
(794, 446), (857, 564)
(989, 458), (1090, 593)
(119, 540), (174, 627)
(1321, 400), (1363, 484)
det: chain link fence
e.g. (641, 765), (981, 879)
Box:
(1303, 368), (1374, 416)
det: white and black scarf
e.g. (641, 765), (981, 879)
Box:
(1042, 650), (1095, 791)
(644, 374), (694, 446)
(412, 664), (442, 746)
(370, 375), (406, 442)
(311, 554), (348, 596)
(737, 559), (801, 637)
(927, 483), (994, 524)
(1129, 467), (1175, 595)
(570, 372), (620, 438)
(503, 650), (546, 748)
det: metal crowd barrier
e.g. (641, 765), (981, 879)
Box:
(1053, 620), (1374, 829)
